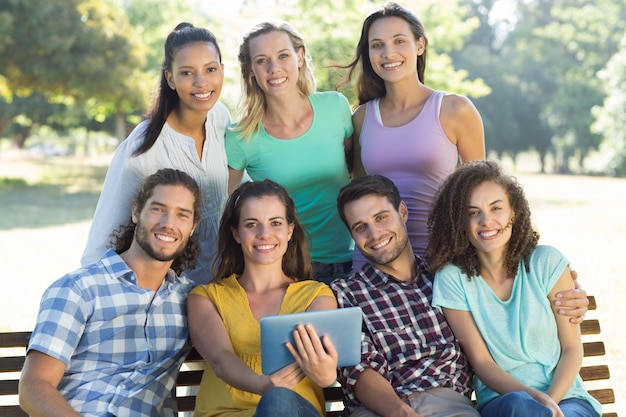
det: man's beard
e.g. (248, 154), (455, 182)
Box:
(361, 232), (409, 267)
(134, 220), (188, 263)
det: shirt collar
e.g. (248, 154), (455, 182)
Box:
(360, 253), (429, 287)
(100, 248), (188, 288)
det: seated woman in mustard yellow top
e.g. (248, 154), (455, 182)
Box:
(188, 179), (339, 417)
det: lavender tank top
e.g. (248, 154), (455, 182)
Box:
(354, 90), (458, 269)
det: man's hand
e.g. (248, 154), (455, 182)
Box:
(554, 270), (589, 324)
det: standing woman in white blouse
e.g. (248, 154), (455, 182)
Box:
(81, 23), (230, 285)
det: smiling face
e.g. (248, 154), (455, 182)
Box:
(132, 184), (196, 263)
(344, 194), (410, 269)
(367, 16), (425, 83)
(232, 195), (295, 267)
(248, 30), (304, 98)
(165, 41), (224, 114)
(466, 181), (516, 258)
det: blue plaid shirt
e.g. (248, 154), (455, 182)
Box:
(330, 256), (472, 414)
(28, 249), (195, 417)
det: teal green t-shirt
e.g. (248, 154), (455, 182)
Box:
(225, 91), (354, 263)
(432, 245), (602, 415)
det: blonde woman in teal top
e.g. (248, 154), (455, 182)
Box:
(226, 20), (354, 283)
(428, 161), (601, 417)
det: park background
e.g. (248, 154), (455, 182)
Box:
(1, 0), (625, 414)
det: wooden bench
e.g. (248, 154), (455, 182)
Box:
(0, 296), (618, 417)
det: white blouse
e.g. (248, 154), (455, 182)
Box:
(81, 102), (230, 285)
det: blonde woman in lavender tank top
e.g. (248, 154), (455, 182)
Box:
(337, 2), (485, 270)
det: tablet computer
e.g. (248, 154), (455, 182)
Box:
(260, 307), (362, 375)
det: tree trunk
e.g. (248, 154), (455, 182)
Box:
(538, 150), (546, 174)
(0, 117), (12, 141)
(115, 111), (127, 143)
(12, 125), (34, 149)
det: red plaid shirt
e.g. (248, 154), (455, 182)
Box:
(331, 256), (473, 413)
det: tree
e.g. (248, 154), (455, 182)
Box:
(529, 0), (624, 172)
(592, 30), (626, 176)
(0, 0), (146, 144)
(283, 0), (489, 106)
(455, 0), (626, 173)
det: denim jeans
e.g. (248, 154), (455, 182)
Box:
(480, 392), (599, 417)
(254, 387), (320, 417)
(312, 260), (353, 285)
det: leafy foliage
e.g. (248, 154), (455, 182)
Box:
(455, 0), (626, 174)
(2, 0), (626, 175)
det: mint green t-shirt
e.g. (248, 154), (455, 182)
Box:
(225, 91), (354, 264)
(432, 245), (602, 415)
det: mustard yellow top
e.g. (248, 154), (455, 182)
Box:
(190, 274), (335, 417)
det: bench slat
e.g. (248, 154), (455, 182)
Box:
(0, 356), (26, 373)
(323, 386), (344, 402)
(177, 370), (203, 386)
(0, 405), (28, 417)
(176, 395), (196, 412)
(589, 388), (616, 404)
(583, 341), (606, 357)
(0, 379), (19, 396)
(581, 319), (601, 335)
(185, 348), (203, 362)
(0, 332), (31, 349)
(580, 364), (610, 381)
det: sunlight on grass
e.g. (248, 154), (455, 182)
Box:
(0, 157), (108, 230)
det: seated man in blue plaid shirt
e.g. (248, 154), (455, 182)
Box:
(330, 175), (588, 417)
(19, 168), (201, 417)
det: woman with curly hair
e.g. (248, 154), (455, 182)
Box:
(427, 160), (600, 417)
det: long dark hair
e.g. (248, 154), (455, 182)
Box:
(425, 160), (539, 279)
(212, 179), (313, 281)
(336, 2), (428, 105)
(134, 23), (222, 156)
(113, 168), (203, 275)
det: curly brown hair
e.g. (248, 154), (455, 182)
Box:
(112, 168), (202, 275)
(425, 160), (539, 279)
(212, 179), (313, 282)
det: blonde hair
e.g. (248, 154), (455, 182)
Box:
(234, 20), (316, 140)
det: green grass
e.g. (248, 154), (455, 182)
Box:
(0, 158), (107, 230)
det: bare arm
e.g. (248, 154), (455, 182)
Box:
(187, 293), (275, 395)
(351, 105), (367, 178)
(305, 294), (337, 312)
(443, 308), (562, 416)
(440, 94), (485, 163)
(19, 351), (82, 417)
(547, 267), (584, 403)
(353, 368), (423, 417)
(554, 269), (588, 324)
(227, 167), (245, 195)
